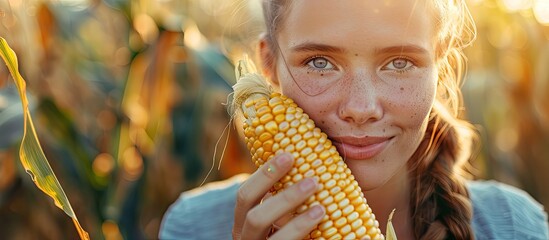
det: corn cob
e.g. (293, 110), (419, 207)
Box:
(231, 59), (385, 240)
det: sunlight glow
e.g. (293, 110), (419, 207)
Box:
(502, 0), (534, 11)
(533, 0), (549, 25)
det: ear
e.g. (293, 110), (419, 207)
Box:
(258, 37), (280, 89)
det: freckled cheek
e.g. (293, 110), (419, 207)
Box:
(390, 83), (436, 126)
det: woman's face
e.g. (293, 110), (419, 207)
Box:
(268, 0), (438, 190)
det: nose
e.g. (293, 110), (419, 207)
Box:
(338, 72), (383, 124)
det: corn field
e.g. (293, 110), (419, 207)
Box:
(0, 0), (548, 239)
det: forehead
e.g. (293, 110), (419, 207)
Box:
(280, 0), (436, 53)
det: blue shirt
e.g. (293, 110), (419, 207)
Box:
(159, 174), (548, 239)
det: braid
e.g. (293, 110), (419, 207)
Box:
(409, 104), (476, 240)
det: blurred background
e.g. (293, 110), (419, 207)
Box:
(0, 0), (548, 239)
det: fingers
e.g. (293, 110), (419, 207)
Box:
(241, 178), (319, 239)
(269, 205), (326, 240)
(233, 153), (294, 239)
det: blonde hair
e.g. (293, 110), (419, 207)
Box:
(260, 0), (478, 239)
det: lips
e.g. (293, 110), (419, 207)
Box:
(331, 136), (392, 159)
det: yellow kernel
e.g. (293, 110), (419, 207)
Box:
(342, 232), (355, 239)
(295, 157), (305, 166)
(255, 97), (268, 106)
(274, 114), (285, 123)
(307, 138), (319, 148)
(270, 97), (283, 108)
(337, 179), (346, 188)
(314, 143), (324, 153)
(263, 140), (274, 152)
(319, 150), (331, 160)
(280, 137), (290, 148)
(348, 188), (360, 199)
(298, 124), (308, 134)
(262, 152), (272, 161)
(274, 133), (284, 142)
(310, 230), (322, 239)
(334, 217), (347, 228)
(351, 196), (364, 206)
(301, 147), (313, 157)
(326, 203), (338, 214)
(244, 98), (255, 108)
(330, 209), (342, 220)
(278, 121), (290, 132)
(328, 233), (342, 240)
(259, 132), (272, 142)
(322, 227), (338, 239)
(296, 204), (308, 214)
(344, 184), (355, 194)
(256, 105), (270, 116)
(253, 140), (261, 149)
(286, 106), (296, 114)
(338, 199), (350, 208)
(300, 118), (308, 126)
(290, 119), (300, 128)
(347, 212), (359, 222)
(260, 113), (274, 124)
(320, 172), (331, 182)
(355, 204), (368, 213)
(305, 153), (317, 162)
(291, 134), (302, 143)
(304, 169), (315, 178)
(316, 166), (327, 175)
(244, 128), (254, 138)
(329, 186), (342, 195)
(334, 192), (346, 202)
(319, 220), (333, 231)
(295, 111), (303, 120)
(365, 218), (374, 227)
(298, 163), (311, 173)
(306, 119), (315, 129)
(325, 179), (336, 189)
(256, 148), (264, 158)
(281, 175), (291, 183)
(351, 219), (363, 230)
(296, 140), (307, 151)
(317, 190), (329, 200)
(251, 118), (260, 127)
(356, 226), (367, 236)
(367, 225), (378, 235)
(321, 196), (334, 205)
(311, 159), (322, 168)
(328, 164), (337, 173)
(284, 144), (295, 153)
(303, 131), (314, 140)
(342, 205), (354, 216)
(265, 121), (278, 135)
(292, 174), (303, 182)
(287, 128), (297, 137)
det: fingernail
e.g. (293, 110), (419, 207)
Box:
(276, 153), (292, 168)
(308, 205), (325, 219)
(299, 178), (315, 192)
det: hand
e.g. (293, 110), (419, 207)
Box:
(232, 153), (326, 240)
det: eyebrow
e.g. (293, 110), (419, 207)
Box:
(288, 42), (430, 57)
(289, 42), (347, 54)
(374, 45), (429, 55)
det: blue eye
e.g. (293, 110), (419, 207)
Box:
(307, 57), (334, 70)
(384, 58), (415, 71)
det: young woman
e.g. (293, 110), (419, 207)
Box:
(160, 0), (548, 239)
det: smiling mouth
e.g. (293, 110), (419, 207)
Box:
(331, 136), (393, 160)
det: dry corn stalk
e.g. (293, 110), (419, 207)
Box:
(231, 58), (394, 240)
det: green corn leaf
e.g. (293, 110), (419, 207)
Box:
(0, 37), (90, 240)
(386, 209), (398, 240)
